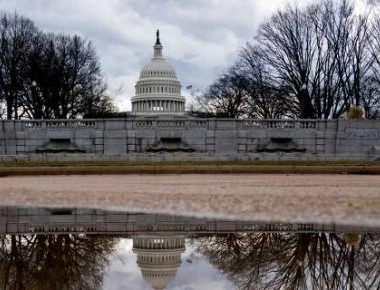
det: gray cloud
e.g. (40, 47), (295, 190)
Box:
(0, 0), (311, 110)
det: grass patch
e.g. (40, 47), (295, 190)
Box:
(0, 160), (379, 176)
(0, 160), (379, 167)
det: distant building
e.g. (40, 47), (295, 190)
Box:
(131, 30), (186, 115)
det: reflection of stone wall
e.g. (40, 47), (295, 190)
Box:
(0, 118), (379, 160)
(0, 207), (373, 235)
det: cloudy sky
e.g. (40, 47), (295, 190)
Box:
(0, 0), (343, 111)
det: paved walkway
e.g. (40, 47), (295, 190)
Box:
(1, 174), (380, 226)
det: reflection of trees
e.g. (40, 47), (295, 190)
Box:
(0, 234), (116, 290)
(195, 233), (380, 290)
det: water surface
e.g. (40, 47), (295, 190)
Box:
(0, 206), (379, 290)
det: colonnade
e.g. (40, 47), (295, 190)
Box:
(133, 237), (185, 250)
(132, 100), (185, 112)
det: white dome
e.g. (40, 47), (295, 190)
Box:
(131, 30), (185, 115)
(140, 58), (177, 80)
(141, 269), (179, 290)
(133, 235), (186, 290)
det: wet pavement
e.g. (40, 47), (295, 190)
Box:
(1, 174), (380, 226)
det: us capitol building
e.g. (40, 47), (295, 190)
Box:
(131, 30), (186, 115)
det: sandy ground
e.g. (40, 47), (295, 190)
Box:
(0, 174), (380, 226)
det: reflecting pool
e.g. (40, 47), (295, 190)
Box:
(0, 206), (379, 289)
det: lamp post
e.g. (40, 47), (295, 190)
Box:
(31, 81), (42, 119)
(300, 83), (314, 119)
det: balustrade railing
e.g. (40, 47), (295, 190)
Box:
(23, 120), (96, 129)
(243, 119), (327, 130)
(16, 118), (333, 130)
(133, 119), (208, 129)
(134, 120), (153, 128)
(157, 120), (186, 127)
(188, 120), (208, 127)
(244, 120), (296, 128)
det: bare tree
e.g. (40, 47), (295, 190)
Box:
(198, 0), (380, 120)
(240, 44), (295, 118)
(195, 232), (380, 290)
(366, 14), (380, 118)
(254, 5), (318, 118)
(0, 12), (115, 120)
(196, 65), (250, 118)
(0, 13), (37, 119)
(23, 33), (111, 119)
(0, 234), (116, 290)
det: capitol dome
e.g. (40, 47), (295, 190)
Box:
(133, 235), (186, 290)
(131, 30), (186, 115)
(139, 58), (177, 79)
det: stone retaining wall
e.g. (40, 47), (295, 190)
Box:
(0, 118), (379, 160)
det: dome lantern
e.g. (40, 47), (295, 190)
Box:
(154, 29), (162, 58)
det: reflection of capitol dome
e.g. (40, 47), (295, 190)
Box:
(133, 235), (185, 290)
(131, 30), (186, 115)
